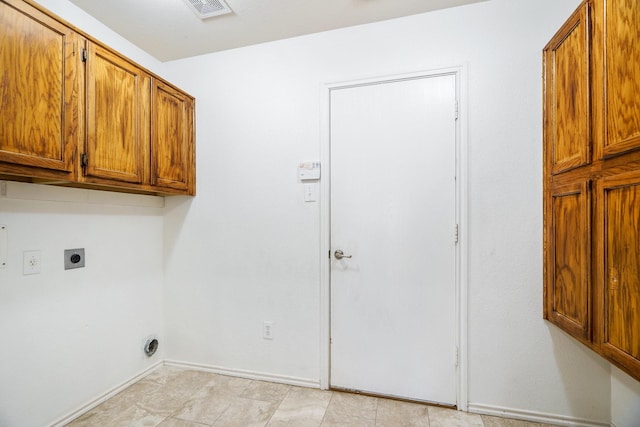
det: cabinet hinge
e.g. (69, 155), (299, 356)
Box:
(455, 347), (459, 367)
(81, 48), (88, 63)
(80, 153), (88, 168)
(454, 224), (459, 244)
(455, 100), (459, 120)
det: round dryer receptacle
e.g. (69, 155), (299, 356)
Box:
(144, 338), (158, 357)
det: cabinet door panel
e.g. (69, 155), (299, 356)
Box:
(600, 0), (640, 158)
(85, 43), (149, 183)
(546, 181), (591, 340)
(151, 80), (194, 193)
(0, 0), (76, 174)
(598, 172), (640, 378)
(544, 3), (590, 174)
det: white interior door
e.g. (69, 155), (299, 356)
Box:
(329, 74), (457, 405)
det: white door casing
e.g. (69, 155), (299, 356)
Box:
(319, 68), (468, 409)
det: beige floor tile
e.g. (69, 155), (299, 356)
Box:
(158, 418), (210, 427)
(131, 386), (193, 417)
(481, 415), (558, 427)
(130, 369), (223, 418)
(374, 398), (430, 427)
(142, 365), (187, 386)
(66, 367), (563, 427)
(321, 411), (375, 427)
(325, 392), (378, 420)
(239, 380), (291, 403)
(428, 406), (483, 427)
(163, 369), (217, 393)
(100, 378), (164, 411)
(212, 397), (279, 427)
(199, 374), (254, 397)
(267, 387), (333, 427)
(66, 403), (166, 427)
(172, 392), (236, 425)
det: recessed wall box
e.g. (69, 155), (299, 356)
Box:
(64, 248), (85, 270)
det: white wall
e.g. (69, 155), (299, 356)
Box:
(611, 367), (640, 427)
(3, 0), (640, 425)
(162, 0), (615, 424)
(0, 1), (168, 426)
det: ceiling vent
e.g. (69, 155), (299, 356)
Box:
(182, 0), (233, 19)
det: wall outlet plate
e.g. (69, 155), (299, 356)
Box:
(263, 321), (274, 340)
(64, 248), (85, 270)
(23, 250), (41, 275)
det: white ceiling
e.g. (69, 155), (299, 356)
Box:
(68, 0), (488, 61)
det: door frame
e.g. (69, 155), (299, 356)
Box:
(318, 66), (469, 410)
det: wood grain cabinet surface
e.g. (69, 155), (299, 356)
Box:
(84, 42), (150, 186)
(0, 0), (78, 180)
(544, 0), (640, 381)
(151, 79), (195, 193)
(0, 0), (195, 196)
(545, 180), (591, 342)
(544, 3), (590, 175)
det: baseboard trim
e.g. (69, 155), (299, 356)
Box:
(468, 403), (610, 427)
(48, 361), (164, 427)
(165, 359), (320, 389)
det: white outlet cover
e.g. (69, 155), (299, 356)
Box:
(263, 321), (274, 340)
(23, 250), (42, 275)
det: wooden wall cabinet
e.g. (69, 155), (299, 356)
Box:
(545, 181), (591, 342)
(83, 42), (150, 186)
(544, 0), (640, 381)
(544, 3), (590, 175)
(0, 0), (78, 181)
(0, 0), (195, 196)
(151, 79), (195, 193)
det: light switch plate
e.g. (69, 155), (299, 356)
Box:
(304, 183), (318, 202)
(64, 248), (85, 270)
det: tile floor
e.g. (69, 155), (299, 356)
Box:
(67, 366), (557, 427)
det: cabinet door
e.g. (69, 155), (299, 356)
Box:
(0, 0), (77, 176)
(597, 172), (640, 378)
(545, 180), (591, 340)
(85, 43), (150, 184)
(543, 2), (590, 175)
(151, 80), (195, 194)
(594, 0), (640, 158)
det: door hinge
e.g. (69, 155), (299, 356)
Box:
(454, 224), (459, 244)
(455, 347), (459, 367)
(80, 153), (88, 168)
(81, 48), (88, 63)
(455, 100), (459, 120)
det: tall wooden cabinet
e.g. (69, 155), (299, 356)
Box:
(0, 0), (195, 196)
(544, 0), (640, 381)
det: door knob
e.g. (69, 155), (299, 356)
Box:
(334, 250), (352, 260)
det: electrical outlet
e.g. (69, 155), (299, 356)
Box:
(64, 248), (85, 270)
(263, 321), (274, 340)
(23, 250), (42, 275)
